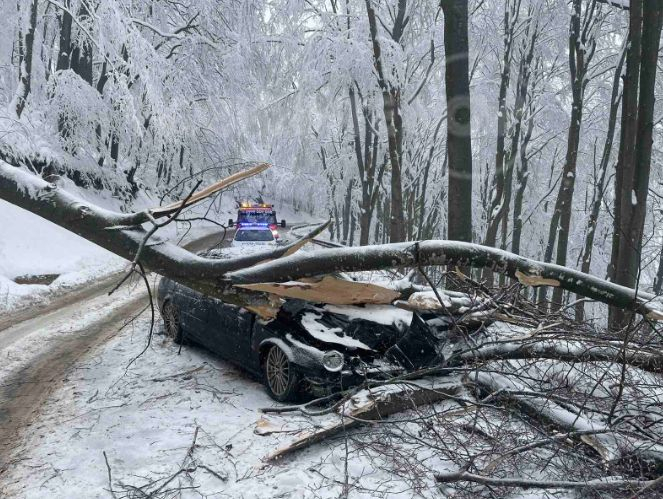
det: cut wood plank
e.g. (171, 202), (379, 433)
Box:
(151, 163), (270, 218)
(236, 275), (400, 306)
(263, 380), (463, 464)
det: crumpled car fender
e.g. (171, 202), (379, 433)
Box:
(258, 336), (327, 372)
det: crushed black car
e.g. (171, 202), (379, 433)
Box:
(157, 277), (453, 402)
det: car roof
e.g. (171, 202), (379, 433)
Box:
(236, 225), (272, 231)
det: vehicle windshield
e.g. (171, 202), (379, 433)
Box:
(237, 210), (276, 225)
(234, 229), (274, 242)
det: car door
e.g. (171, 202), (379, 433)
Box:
(174, 286), (210, 344)
(206, 299), (254, 363)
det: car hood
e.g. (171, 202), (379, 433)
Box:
(277, 300), (442, 369)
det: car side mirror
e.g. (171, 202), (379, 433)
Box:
(280, 219), (286, 228)
(228, 219), (234, 227)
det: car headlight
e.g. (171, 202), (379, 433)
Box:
(322, 350), (344, 372)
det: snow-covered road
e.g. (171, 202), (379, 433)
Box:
(0, 223), (453, 498)
(0, 230), (228, 472)
(0, 311), (426, 498)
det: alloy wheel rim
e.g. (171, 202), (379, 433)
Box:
(266, 347), (289, 396)
(164, 304), (179, 339)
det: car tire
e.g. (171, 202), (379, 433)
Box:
(162, 301), (184, 344)
(263, 344), (300, 402)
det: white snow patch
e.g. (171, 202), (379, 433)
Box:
(301, 312), (372, 350)
(323, 304), (413, 330)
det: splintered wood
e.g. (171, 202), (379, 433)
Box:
(514, 270), (560, 287)
(151, 163), (270, 218)
(236, 276), (400, 305)
(263, 380), (463, 463)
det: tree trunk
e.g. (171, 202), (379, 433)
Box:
(13, 0), (38, 118)
(511, 110), (534, 256)
(498, 13), (539, 257)
(70, 3), (93, 85)
(441, 0), (473, 244)
(56, 1), (72, 72)
(418, 116), (445, 240)
(3, 158), (663, 321)
(365, 0), (406, 243)
(609, 0), (663, 329)
(575, 44), (626, 321)
(484, 0), (519, 254)
(548, 0), (592, 309)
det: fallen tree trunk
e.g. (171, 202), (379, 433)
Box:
(0, 161), (327, 305)
(435, 470), (660, 492)
(1, 159), (663, 320)
(226, 241), (663, 320)
(263, 379), (464, 463)
(471, 371), (663, 474)
(455, 338), (663, 374)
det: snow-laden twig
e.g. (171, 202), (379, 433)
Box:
(435, 470), (658, 491)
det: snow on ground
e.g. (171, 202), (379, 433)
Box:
(0, 174), (308, 315)
(0, 276), (148, 380)
(0, 198), (126, 313)
(0, 313), (455, 498)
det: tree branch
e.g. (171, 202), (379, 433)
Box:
(435, 470), (657, 491)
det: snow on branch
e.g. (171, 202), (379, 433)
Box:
(435, 471), (656, 492)
(2, 157), (663, 322)
(226, 240), (663, 320)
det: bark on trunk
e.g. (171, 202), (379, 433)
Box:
(441, 0), (473, 244)
(3, 158), (663, 321)
(13, 0), (38, 118)
(609, 0), (663, 329)
(575, 44), (626, 321)
(484, 0), (519, 255)
(548, 0), (594, 309)
(365, 0), (406, 243)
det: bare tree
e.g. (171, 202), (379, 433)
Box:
(2, 154), (663, 320)
(544, 0), (599, 310)
(483, 0), (521, 255)
(441, 0), (473, 244)
(365, 0), (407, 243)
(12, 0), (38, 118)
(609, 0), (663, 329)
(575, 43), (627, 321)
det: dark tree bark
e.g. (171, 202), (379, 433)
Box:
(417, 116), (445, 240)
(56, 1), (72, 71)
(14, 0), (39, 118)
(511, 103), (534, 256)
(70, 3), (93, 85)
(484, 0), (519, 253)
(349, 88), (383, 246)
(2, 157), (663, 320)
(655, 247), (663, 295)
(609, 0), (663, 328)
(441, 0), (473, 244)
(575, 44), (626, 321)
(498, 10), (539, 259)
(546, 0), (597, 309)
(365, 0), (407, 243)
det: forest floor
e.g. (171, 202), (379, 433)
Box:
(0, 305), (594, 499)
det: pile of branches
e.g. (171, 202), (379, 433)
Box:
(2, 157), (663, 495)
(260, 279), (663, 497)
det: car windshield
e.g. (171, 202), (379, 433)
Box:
(234, 229), (274, 242)
(237, 210), (276, 224)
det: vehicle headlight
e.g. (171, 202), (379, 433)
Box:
(322, 350), (344, 372)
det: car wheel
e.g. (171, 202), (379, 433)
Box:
(263, 345), (300, 402)
(162, 301), (183, 344)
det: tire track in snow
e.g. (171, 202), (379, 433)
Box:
(0, 229), (230, 474)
